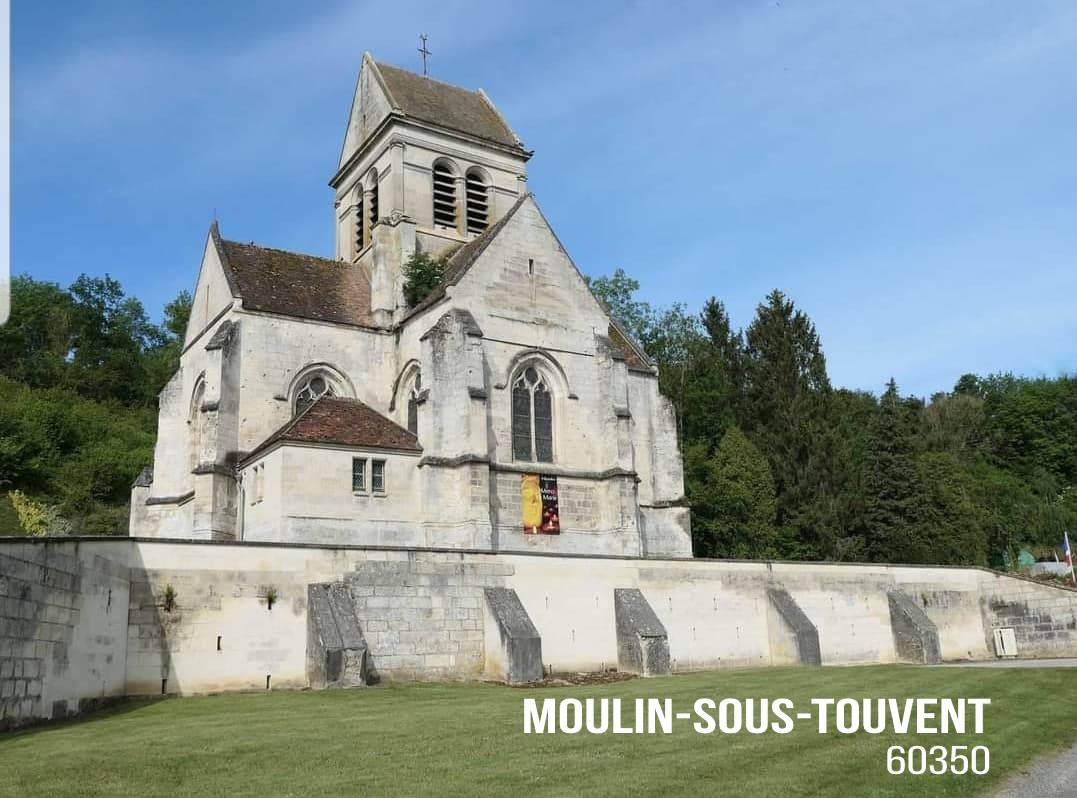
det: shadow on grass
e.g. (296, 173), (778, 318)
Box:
(0, 696), (170, 742)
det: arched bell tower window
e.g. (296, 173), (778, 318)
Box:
(465, 169), (489, 234)
(366, 169), (379, 241)
(407, 372), (422, 435)
(353, 182), (365, 257)
(432, 161), (457, 229)
(294, 374), (336, 415)
(512, 366), (553, 462)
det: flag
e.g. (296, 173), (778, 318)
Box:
(1065, 531), (1075, 584)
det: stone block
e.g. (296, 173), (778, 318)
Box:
(307, 582), (369, 689)
(767, 588), (821, 666)
(482, 588), (542, 684)
(887, 590), (944, 660)
(613, 588), (670, 677)
(888, 590), (942, 664)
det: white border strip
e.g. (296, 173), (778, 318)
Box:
(0, 0), (9, 325)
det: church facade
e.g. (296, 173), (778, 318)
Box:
(129, 53), (691, 558)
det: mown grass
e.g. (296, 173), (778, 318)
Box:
(1, 665), (1075, 797)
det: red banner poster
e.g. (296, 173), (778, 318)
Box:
(521, 474), (560, 534)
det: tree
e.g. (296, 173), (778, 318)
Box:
(864, 379), (926, 562)
(917, 452), (985, 565)
(585, 268), (655, 343)
(740, 290), (833, 557)
(981, 375), (1077, 486)
(144, 289), (194, 397)
(66, 275), (159, 404)
(0, 276), (75, 389)
(678, 298), (743, 446)
(688, 427), (779, 558)
(402, 251), (447, 309)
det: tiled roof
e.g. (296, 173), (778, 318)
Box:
(607, 322), (653, 371)
(246, 397), (421, 463)
(375, 61), (522, 150)
(215, 231), (374, 328)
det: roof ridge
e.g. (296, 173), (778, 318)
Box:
(221, 238), (341, 265)
(374, 58), (487, 99)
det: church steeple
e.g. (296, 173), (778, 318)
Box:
(330, 54), (532, 327)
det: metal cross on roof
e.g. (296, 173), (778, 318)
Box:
(418, 34), (431, 76)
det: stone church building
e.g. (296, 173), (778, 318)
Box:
(129, 53), (690, 558)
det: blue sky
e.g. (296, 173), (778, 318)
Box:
(12, 0), (1077, 397)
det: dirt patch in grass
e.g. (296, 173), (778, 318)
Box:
(511, 670), (638, 688)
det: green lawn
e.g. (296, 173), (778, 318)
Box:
(2, 666), (1075, 797)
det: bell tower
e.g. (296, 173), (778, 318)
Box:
(330, 53), (532, 327)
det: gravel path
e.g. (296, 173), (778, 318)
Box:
(986, 744), (1077, 797)
(938, 658), (1077, 669)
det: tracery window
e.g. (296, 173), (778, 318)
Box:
(512, 366), (553, 462)
(294, 374), (336, 415)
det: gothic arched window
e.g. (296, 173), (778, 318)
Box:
(465, 169), (489, 234)
(294, 374), (336, 415)
(512, 366), (553, 462)
(432, 161), (457, 229)
(407, 372), (422, 435)
(188, 378), (206, 474)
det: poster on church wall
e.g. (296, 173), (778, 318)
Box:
(521, 474), (560, 534)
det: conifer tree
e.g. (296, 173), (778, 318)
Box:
(688, 426), (778, 558)
(740, 290), (833, 557)
(864, 379), (925, 562)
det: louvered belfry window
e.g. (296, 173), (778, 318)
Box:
(433, 163), (457, 229)
(367, 181), (379, 240)
(511, 367), (553, 463)
(465, 171), (489, 234)
(354, 194), (364, 254)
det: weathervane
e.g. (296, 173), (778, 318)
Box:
(418, 34), (431, 76)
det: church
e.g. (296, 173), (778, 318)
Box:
(129, 53), (691, 558)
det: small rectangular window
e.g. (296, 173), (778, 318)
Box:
(352, 458), (366, 492)
(372, 460), (386, 493)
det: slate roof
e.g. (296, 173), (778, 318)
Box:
(245, 396), (421, 463)
(374, 60), (522, 150)
(214, 227), (374, 328)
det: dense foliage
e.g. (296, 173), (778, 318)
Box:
(2, 266), (1073, 564)
(589, 272), (1077, 566)
(402, 251), (448, 309)
(0, 275), (189, 535)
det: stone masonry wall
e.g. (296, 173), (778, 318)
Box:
(0, 542), (129, 729)
(5, 538), (1077, 726)
(347, 551), (514, 680)
(978, 571), (1077, 657)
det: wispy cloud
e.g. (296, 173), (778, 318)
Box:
(12, 0), (1077, 395)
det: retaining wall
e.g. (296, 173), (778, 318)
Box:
(2, 537), (1077, 728)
